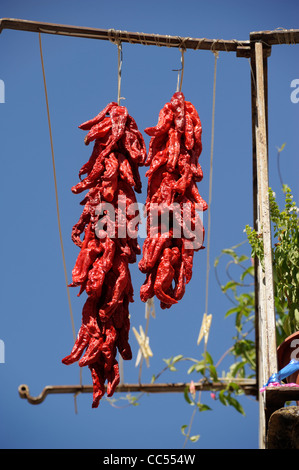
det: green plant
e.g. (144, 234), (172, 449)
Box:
(214, 242), (256, 380)
(245, 185), (299, 338)
(106, 183), (299, 446)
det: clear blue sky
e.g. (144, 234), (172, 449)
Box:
(0, 0), (298, 450)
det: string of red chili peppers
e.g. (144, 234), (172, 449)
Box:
(139, 91), (207, 309)
(62, 102), (146, 408)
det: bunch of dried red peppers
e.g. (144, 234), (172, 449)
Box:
(139, 92), (207, 309)
(62, 93), (207, 407)
(62, 102), (146, 407)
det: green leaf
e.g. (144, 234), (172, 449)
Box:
(208, 364), (218, 382)
(181, 424), (188, 435)
(190, 435), (200, 442)
(183, 387), (193, 405)
(226, 396), (245, 416)
(221, 248), (238, 258)
(222, 280), (237, 293)
(187, 364), (197, 374)
(277, 142), (286, 153)
(204, 351), (214, 365)
(163, 357), (172, 366)
(172, 355), (184, 364)
(225, 306), (240, 318)
(218, 390), (228, 406)
(197, 403), (212, 412)
(240, 266), (254, 281)
(294, 308), (299, 327)
(237, 255), (249, 263)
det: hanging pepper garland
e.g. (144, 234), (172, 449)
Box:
(62, 102), (146, 408)
(62, 93), (207, 406)
(139, 91), (207, 309)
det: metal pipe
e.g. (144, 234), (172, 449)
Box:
(19, 379), (257, 405)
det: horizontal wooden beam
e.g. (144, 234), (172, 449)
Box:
(264, 385), (299, 423)
(250, 28), (299, 46)
(19, 379), (257, 405)
(0, 17), (250, 54)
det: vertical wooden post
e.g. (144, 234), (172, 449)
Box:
(250, 50), (259, 401)
(254, 41), (277, 448)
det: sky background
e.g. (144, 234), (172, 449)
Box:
(0, 0), (298, 450)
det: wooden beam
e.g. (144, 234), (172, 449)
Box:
(254, 41), (278, 449)
(0, 17), (250, 54)
(264, 386), (299, 422)
(250, 28), (299, 46)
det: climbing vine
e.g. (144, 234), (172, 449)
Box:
(106, 182), (298, 447)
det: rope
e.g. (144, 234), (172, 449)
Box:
(117, 41), (123, 105)
(111, 37), (125, 383)
(179, 47), (185, 92)
(185, 51), (219, 446)
(38, 33), (76, 343)
(109, 30), (125, 106)
(203, 50), (219, 326)
(174, 46), (185, 92)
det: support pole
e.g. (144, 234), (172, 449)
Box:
(254, 41), (277, 449)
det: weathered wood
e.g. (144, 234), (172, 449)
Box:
(18, 379), (257, 405)
(267, 405), (299, 449)
(0, 17), (250, 54)
(250, 28), (299, 46)
(254, 41), (277, 449)
(265, 387), (299, 417)
(250, 51), (259, 397)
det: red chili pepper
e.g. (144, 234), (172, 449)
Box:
(144, 102), (173, 137)
(170, 92), (185, 133)
(83, 116), (112, 146)
(62, 103), (146, 408)
(166, 127), (181, 171)
(79, 101), (118, 130)
(154, 247), (180, 306)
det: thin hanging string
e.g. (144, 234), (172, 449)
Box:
(117, 41), (123, 105)
(175, 47), (185, 92)
(116, 39), (125, 384)
(204, 50), (219, 320)
(184, 50), (219, 449)
(38, 33), (76, 344)
(39, 33), (84, 408)
(38, 33), (82, 411)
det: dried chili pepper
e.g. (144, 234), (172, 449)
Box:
(139, 92), (207, 309)
(62, 102), (146, 408)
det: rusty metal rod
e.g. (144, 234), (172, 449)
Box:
(19, 380), (257, 405)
